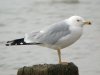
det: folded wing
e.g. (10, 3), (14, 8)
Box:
(24, 20), (71, 45)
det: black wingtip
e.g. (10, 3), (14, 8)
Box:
(6, 43), (10, 46)
(5, 38), (42, 46)
(5, 38), (25, 46)
(6, 41), (12, 46)
(6, 40), (14, 46)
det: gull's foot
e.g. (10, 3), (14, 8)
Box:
(59, 62), (69, 65)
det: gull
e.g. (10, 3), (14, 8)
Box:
(6, 16), (91, 64)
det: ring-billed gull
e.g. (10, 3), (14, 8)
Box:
(6, 16), (91, 64)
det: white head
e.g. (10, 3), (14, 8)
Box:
(67, 16), (91, 27)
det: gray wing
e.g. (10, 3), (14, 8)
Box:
(24, 31), (39, 43)
(24, 21), (71, 44)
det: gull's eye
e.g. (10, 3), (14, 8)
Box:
(77, 19), (80, 22)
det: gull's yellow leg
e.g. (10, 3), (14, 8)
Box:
(57, 49), (61, 64)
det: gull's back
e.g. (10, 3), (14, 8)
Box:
(24, 20), (71, 48)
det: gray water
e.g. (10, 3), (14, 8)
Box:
(0, 0), (100, 75)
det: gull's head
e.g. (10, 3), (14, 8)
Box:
(67, 16), (91, 27)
